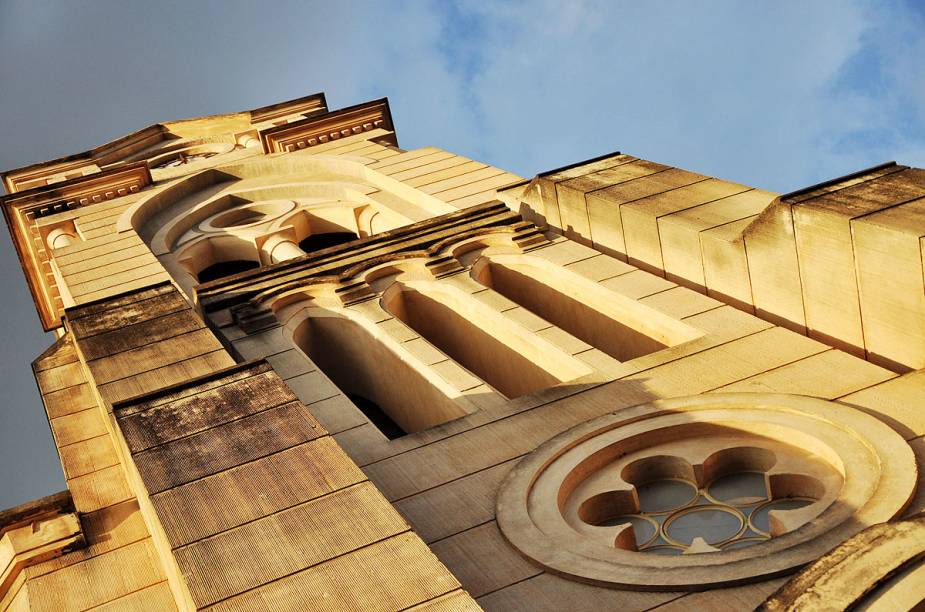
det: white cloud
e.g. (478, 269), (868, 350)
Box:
(420, 1), (896, 191)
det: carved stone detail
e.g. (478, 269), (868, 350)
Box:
(496, 393), (917, 591)
(258, 98), (394, 154)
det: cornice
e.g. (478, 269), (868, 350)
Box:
(258, 98), (395, 154)
(1, 162), (152, 217)
(1, 162), (153, 331)
(0, 491), (83, 605)
(1, 126), (165, 194)
(249, 92), (327, 123)
(0, 92), (331, 193)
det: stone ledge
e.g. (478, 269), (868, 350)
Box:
(0, 490), (84, 602)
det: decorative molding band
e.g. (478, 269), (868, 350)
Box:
(196, 201), (544, 314)
(249, 92), (327, 124)
(1, 162), (153, 330)
(0, 92), (333, 193)
(258, 98), (394, 154)
(1, 162), (152, 218)
(1, 127), (164, 194)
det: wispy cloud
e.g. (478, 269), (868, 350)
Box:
(411, 0), (925, 191)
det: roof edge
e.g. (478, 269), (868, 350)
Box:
(781, 161), (899, 202)
(1, 91), (331, 191)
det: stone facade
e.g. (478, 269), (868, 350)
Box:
(1, 93), (923, 610)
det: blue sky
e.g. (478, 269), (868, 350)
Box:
(0, 0), (923, 507)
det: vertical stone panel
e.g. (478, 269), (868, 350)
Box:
(851, 199), (925, 370)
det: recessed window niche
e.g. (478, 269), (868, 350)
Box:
(293, 311), (471, 436)
(298, 231), (358, 253)
(381, 281), (591, 398)
(471, 255), (701, 362)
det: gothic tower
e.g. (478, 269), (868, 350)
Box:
(1, 93), (923, 610)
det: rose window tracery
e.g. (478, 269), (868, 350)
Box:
(576, 448), (824, 555)
(169, 197), (381, 286)
(496, 394), (917, 590)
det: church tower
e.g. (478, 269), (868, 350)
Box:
(1, 93), (923, 610)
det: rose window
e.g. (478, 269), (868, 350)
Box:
(577, 449), (823, 555)
(496, 394), (916, 590)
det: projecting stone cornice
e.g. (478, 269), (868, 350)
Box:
(258, 98), (395, 154)
(0, 162), (152, 218)
(0, 491), (83, 606)
(249, 91), (327, 124)
(1, 162), (154, 331)
(0, 126), (165, 194)
(0, 92), (331, 193)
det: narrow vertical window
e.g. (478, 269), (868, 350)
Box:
(471, 255), (701, 362)
(381, 281), (590, 398)
(293, 312), (471, 436)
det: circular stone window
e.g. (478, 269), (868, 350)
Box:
(496, 393), (916, 590)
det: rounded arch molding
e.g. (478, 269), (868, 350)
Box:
(495, 393), (917, 591)
(115, 153), (459, 247)
(231, 227), (531, 315)
(110, 153), (473, 293)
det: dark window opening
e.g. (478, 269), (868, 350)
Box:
(294, 315), (469, 436)
(473, 261), (671, 362)
(197, 260), (259, 283)
(298, 232), (358, 253)
(347, 393), (406, 440)
(384, 286), (573, 398)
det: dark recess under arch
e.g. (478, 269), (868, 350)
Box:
(298, 231), (358, 253)
(197, 260), (259, 283)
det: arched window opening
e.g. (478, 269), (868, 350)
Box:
(382, 282), (590, 399)
(471, 256), (701, 362)
(197, 259), (259, 283)
(298, 231), (359, 253)
(294, 313), (470, 436)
